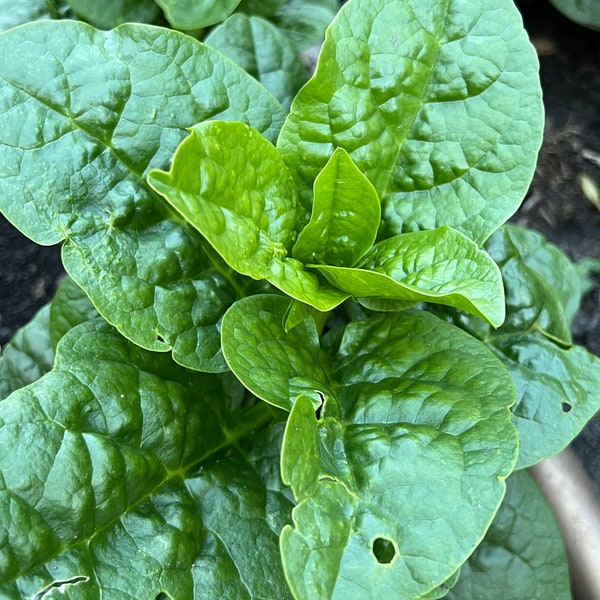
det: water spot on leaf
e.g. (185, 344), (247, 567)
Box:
(372, 537), (397, 564)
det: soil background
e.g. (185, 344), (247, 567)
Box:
(1, 2), (600, 482)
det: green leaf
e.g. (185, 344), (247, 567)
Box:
(155, 0), (242, 29)
(0, 305), (54, 401)
(226, 294), (517, 598)
(448, 470), (571, 599)
(0, 319), (290, 598)
(549, 0), (600, 29)
(0, 0), (63, 31)
(312, 226), (505, 326)
(205, 14), (308, 111)
(277, 0), (544, 243)
(292, 147), (381, 267)
(0, 20), (286, 372)
(270, 0), (340, 51)
(48, 275), (99, 349)
(148, 121), (350, 311)
(65, 0), (161, 28)
(491, 333), (600, 469)
(484, 225), (582, 345)
(221, 295), (331, 411)
(237, 0), (286, 18)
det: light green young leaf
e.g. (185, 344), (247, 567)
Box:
(0, 21), (286, 372)
(292, 147), (381, 267)
(448, 470), (571, 599)
(225, 294), (517, 598)
(311, 226), (505, 326)
(0, 305), (54, 401)
(205, 14), (307, 111)
(65, 0), (161, 28)
(155, 0), (242, 29)
(491, 333), (600, 469)
(277, 0), (544, 243)
(148, 121), (350, 311)
(0, 319), (290, 598)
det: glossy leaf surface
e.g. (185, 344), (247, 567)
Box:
(312, 226), (505, 326)
(205, 13), (307, 111)
(0, 319), (292, 598)
(149, 121), (350, 311)
(448, 470), (571, 599)
(277, 0), (544, 242)
(0, 21), (286, 371)
(155, 0), (242, 29)
(224, 294), (517, 598)
(292, 147), (381, 267)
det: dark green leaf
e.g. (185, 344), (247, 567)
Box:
(292, 147), (381, 267)
(148, 121), (349, 311)
(492, 333), (600, 469)
(0, 319), (287, 598)
(221, 295), (330, 411)
(270, 0), (339, 51)
(277, 0), (544, 243)
(205, 14), (307, 111)
(48, 275), (99, 349)
(0, 21), (286, 371)
(225, 294), (517, 597)
(0, 305), (54, 400)
(448, 470), (571, 599)
(484, 225), (583, 345)
(65, 0), (161, 28)
(156, 0), (242, 29)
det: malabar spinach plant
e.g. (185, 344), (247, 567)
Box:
(0, 0), (598, 598)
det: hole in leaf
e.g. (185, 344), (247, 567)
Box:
(315, 392), (325, 420)
(561, 402), (572, 413)
(372, 537), (396, 564)
(155, 593), (172, 600)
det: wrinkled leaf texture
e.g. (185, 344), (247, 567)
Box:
(448, 470), (571, 598)
(223, 294), (518, 598)
(0, 319), (293, 599)
(0, 20), (286, 373)
(277, 0), (544, 244)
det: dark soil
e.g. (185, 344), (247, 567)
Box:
(1, 2), (600, 482)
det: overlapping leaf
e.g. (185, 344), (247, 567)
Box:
(0, 20), (286, 372)
(0, 319), (290, 598)
(448, 470), (571, 599)
(155, 0), (242, 29)
(312, 226), (505, 326)
(436, 226), (600, 468)
(205, 14), (308, 111)
(223, 294), (518, 598)
(66, 0), (161, 28)
(277, 0), (544, 243)
(148, 121), (350, 312)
